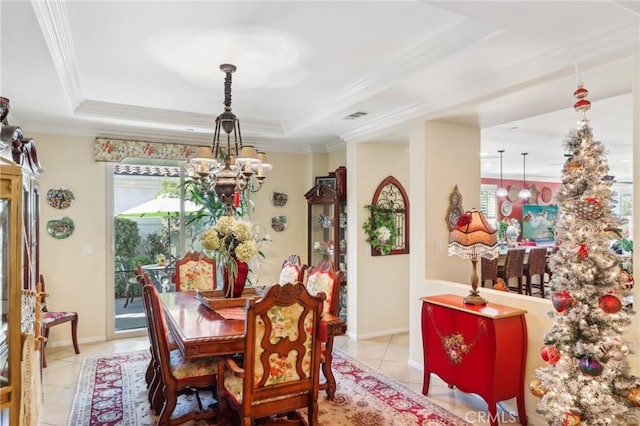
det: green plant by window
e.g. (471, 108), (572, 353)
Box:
(362, 204), (397, 255)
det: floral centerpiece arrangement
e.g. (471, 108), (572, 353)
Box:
(362, 204), (397, 255)
(201, 215), (263, 297)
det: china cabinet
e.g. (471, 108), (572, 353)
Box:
(0, 98), (43, 424)
(305, 182), (347, 319)
(0, 157), (23, 424)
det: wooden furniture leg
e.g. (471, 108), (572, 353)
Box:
(322, 337), (337, 400)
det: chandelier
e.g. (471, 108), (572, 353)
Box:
(189, 64), (272, 213)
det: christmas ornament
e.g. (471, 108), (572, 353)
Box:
(573, 98), (591, 113)
(552, 290), (575, 313)
(579, 356), (603, 376)
(564, 159), (582, 174)
(573, 85), (588, 99)
(609, 350), (625, 361)
(628, 386), (640, 407)
(529, 379), (546, 397)
(577, 243), (588, 261)
(575, 197), (603, 220)
(562, 412), (582, 426)
(541, 345), (561, 364)
(620, 270), (634, 290)
(598, 294), (622, 314)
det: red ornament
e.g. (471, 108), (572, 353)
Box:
(541, 345), (561, 364)
(233, 189), (240, 208)
(574, 98), (591, 113)
(583, 197), (600, 205)
(573, 86), (588, 99)
(599, 294), (622, 314)
(562, 412), (582, 426)
(578, 243), (588, 261)
(552, 290), (575, 313)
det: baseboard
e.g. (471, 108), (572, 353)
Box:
(347, 326), (409, 341)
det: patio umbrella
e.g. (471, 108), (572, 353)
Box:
(117, 196), (200, 253)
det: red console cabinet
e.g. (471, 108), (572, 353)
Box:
(421, 294), (528, 426)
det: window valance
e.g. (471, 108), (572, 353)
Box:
(94, 137), (199, 162)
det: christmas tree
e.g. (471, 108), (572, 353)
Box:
(531, 84), (639, 425)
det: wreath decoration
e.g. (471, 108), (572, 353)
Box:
(362, 204), (397, 255)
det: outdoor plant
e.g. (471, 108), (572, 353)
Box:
(362, 204), (397, 255)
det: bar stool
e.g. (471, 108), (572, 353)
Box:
(497, 248), (526, 294)
(525, 247), (549, 297)
(481, 256), (498, 288)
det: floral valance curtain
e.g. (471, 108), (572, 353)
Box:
(94, 137), (199, 162)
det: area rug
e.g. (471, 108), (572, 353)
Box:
(68, 349), (472, 426)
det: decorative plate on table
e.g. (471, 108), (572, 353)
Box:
(507, 185), (520, 202)
(47, 187), (75, 209)
(541, 186), (553, 203)
(500, 200), (513, 217)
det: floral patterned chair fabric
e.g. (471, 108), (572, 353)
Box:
(141, 273), (219, 425)
(217, 283), (325, 426)
(305, 259), (344, 400)
(278, 254), (308, 285)
(173, 251), (216, 292)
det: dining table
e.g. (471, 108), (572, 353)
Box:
(159, 290), (348, 359)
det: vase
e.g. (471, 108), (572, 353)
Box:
(223, 261), (249, 298)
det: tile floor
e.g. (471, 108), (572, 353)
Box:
(41, 333), (520, 425)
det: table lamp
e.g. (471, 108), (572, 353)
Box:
(448, 208), (498, 305)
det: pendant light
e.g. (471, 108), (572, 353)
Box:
(519, 152), (531, 198)
(496, 149), (508, 197)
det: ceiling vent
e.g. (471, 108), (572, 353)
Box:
(342, 111), (368, 120)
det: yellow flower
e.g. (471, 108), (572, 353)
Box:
(201, 228), (220, 250)
(234, 221), (253, 242)
(235, 239), (258, 263)
(215, 216), (235, 235)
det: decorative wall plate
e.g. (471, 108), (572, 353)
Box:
(271, 214), (287, 232)
(47, 187), (75, 209)
(270, 190), (288, 207)
(500, 200), (513, 217)
(507, 185), (520, 202)
(47, 216), (75, 239)
(541, 186), (552, 203)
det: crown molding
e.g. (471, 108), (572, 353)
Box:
(31, 0), (83, 109)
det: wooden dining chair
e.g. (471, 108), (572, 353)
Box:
(525, 247), (549, 297)
(142, 273), (218, 425)
(217, 283), (325, 426)
(305, 259), (344, 400)
(39, 274), (80, 368)
(497, 248), (526, 294)
(278, 254), (308, 285)
(480, 256), (499, 288)
(172, 251), (216, 292)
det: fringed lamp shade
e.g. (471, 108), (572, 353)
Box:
(448, 208), (498, 305)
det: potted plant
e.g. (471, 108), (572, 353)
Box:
(362, 204), (397, 255)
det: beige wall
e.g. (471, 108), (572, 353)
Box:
(36, 132), (109, 344)
(350, 142), (410, 337)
